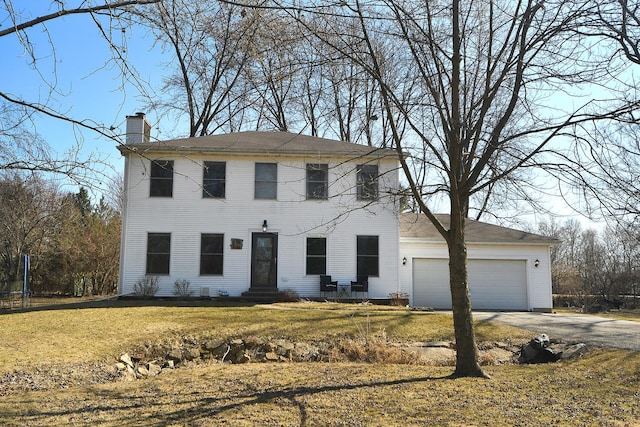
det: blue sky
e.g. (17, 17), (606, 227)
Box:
(1, 2), (175, 194)
(1, 2), (613, 228)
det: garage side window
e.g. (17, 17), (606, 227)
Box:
(200, 234), (224, 275)
(146, 233), (171, 275)
(150, 160), (174, 197)
(306, 237), (326, 275)
(356, 235), (378, 277)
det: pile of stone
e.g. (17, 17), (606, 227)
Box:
(115, 336), (330, 380)
(114, 333), (590, 380)
(518, 334), (588, 364)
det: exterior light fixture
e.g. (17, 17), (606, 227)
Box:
(534, 259), (540, 268)
(262, 220), (268, 232)
(402, 257), (407, 266)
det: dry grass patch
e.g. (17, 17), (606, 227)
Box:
(2, 301), (638, 425)
(1, 350), (639, 426)
(0, 302), (527, 373)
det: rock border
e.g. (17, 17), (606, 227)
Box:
(114, 334), (585, 380)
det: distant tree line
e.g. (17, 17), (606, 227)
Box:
(540, 219), (640, 308)
(0, 174), (121, 296)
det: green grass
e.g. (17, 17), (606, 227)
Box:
(0, 300), (639, 425)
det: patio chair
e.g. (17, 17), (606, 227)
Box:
(320, 275), (338, 298)
(350, 275), (369, 299)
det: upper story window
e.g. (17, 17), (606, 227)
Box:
(306, 164), (328, 200)
(150, 160), (174, 197)
(146, 233), (171, 275)
(357, 164), (378, 201)
(306, 237), (327, 275)
(356, 235), (379, 277)
(203, 161), (226, 199)
(255, 163), (277, 200)
(200, 234), (224, 275)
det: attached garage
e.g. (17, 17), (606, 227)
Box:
(412, 258), (528, 310)
(400, 213), (557, 312)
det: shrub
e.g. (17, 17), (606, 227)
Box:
(173, 279), (192, 298)
(133, 276), (160, 297)
(278, 289), (300, 302)
(388, 291), (409, 306)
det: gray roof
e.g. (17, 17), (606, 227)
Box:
(118, 131), (398, 159)
(400, 213), (559, 245)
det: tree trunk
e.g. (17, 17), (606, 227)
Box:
(448, 212), (489, 378)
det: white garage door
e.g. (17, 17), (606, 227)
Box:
(412, 259), (528, 310)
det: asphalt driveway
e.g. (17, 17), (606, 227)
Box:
(473, 311), (640, 351)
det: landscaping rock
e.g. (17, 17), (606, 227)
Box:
(424, 341), (451, 348)
(119, 353), (134, 368)
(265, 351), (280, 361)
(234, 352), (250, 364)
(147, 362), (162, 376)
(210, 343), (229, 358)
(244, 336), (263, 349)
(530, 334), (550, 350)
(519, 335), (587, 364)
(557, 343), (589, 360)
(184, 348), (201, 361)
(203, 339), (225, 352)
(113, 335), (565, 382)
(136, 365), (149, 377)
(166, 348), (183, 363)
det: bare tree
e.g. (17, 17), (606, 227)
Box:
(542, 217), (640, 308)
(0, 173), (70, 289)
(260, 0), (640, 378)
(1, 0), (160, 182)
(140, 0), (261, 136)
(549, 1), (640, 220)
(585, 0), (640, 65)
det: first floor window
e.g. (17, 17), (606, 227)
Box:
(200, 234), (224, 275)
(356, 235), (378, 277)
(147, 233), (171, 275)
(150, 160), (174, 197)
(306, 237), (327, 275)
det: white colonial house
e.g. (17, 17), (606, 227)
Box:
(118, 113), (401, 299)
(118, 113), (556, 311)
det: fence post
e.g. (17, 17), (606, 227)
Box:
(22, 255), (30, 309)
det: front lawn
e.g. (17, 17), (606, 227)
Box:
(0, 301), (638, 425)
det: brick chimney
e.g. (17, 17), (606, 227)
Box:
(125, 112), (151, 144)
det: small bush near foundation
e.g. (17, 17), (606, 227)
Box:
(133, 277), (160, 297)
(279, 289), (300, 302)
(173, 279), (192, 298)
(388, 291), (410, 306)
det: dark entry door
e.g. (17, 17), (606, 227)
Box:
(251, 233), (277, 288)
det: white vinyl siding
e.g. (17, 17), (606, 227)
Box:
(119, 153), (400, 298)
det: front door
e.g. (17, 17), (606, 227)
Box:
(251, 233), (277, 289)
